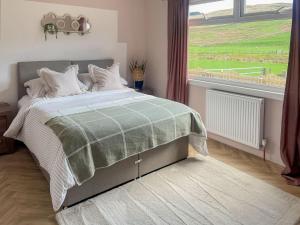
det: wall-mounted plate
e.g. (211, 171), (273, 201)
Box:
(41, 12), (91, 35)
(56, 19), (66, 29)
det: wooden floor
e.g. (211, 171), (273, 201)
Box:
(0, 139), (299, 225)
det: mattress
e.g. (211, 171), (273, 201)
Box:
(5, 89), (208, 211)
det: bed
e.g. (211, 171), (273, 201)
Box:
(5, 59), (208, 211)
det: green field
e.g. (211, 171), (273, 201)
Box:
(189, 19), (292, 77)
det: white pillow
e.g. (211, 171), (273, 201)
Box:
(80, 72), (127, 89)
(120, 77), (128, 86)
(24, 78), (49, 98)
(37, 65), (87, 93)
(65, 65), (88, 92)
(78, 73), (93, 90)
(88, 63), (124, 91)
(39, 66), (83, 97)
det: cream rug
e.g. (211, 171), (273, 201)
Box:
(56, 156), (300, 225)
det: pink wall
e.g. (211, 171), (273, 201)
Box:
(144, 1), (285, 165)
(31, 0), (169, 96)
(0, 0), (128, 105)
(28, 0), (285, 165)
(30, 0), (146, 61)
(144, 0), (168, 98)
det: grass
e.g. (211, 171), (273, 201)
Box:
(189, 19), (292, 77)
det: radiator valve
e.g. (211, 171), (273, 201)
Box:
(261, 139), (267, 148)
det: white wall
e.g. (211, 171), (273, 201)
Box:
(189, 85), (284, 165)
(30, 0), (147, 61)
(0, 0), (285, 165)
(0, 0), (127, 106)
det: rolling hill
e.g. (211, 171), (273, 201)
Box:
(189, 12), (292, 81)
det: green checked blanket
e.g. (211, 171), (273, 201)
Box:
(46, 97), (207, 185)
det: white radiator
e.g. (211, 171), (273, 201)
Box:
(206, 90), (264, 149)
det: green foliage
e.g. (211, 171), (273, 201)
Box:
(129, 59), (147, 73)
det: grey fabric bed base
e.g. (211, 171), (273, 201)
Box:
(36, 136), (188, 208)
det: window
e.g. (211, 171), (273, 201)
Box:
(244, 0), (292, 15)
(189, 0), (292, 89)
(189, 0), (233, 21)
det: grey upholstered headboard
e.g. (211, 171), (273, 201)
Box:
(17, 59), (114, 99)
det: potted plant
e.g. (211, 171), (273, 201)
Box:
(129, 60), (147, 90)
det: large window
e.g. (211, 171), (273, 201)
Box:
(189, 0), (234, 20)
(244, 0), (292, 15)
(189, 0), (292, 89)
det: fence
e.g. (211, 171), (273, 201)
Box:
(189, 67), (286, 87)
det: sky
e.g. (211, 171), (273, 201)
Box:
(190, 0), (292, 13)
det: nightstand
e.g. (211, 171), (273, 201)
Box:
(136, 88), (154, 96)
(0, 103), (15, 155)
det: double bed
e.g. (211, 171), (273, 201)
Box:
(5, 59), (207, 211)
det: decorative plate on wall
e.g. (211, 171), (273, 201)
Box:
(41, 12), (91, 39)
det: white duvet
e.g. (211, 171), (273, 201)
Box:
(5, 89), (155, 211)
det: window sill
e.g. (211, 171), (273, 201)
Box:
(188, 77), (285, 101)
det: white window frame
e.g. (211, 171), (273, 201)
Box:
(190, 0), (292, 24)
(189, 0), (292, 100)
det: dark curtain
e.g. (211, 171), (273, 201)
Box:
(280, 0), (300, 186)
(167, 0), (189, 104)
